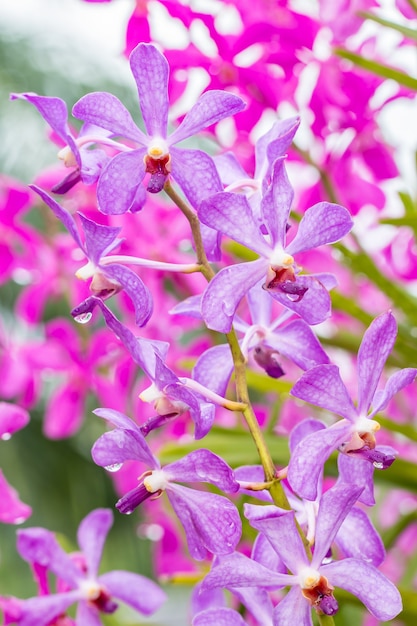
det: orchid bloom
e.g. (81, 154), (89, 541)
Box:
(288, 311), (417, 502)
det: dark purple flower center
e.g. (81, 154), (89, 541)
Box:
(302, 575), (338, 616)
(263, 267), (308, 301)
(116, 476), (159, 514)
(144, 155), (171, 193)
(51, 169), (81, 194)
(253, 344), (285, 378)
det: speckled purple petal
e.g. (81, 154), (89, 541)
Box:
(30, 185), (84, 251)
(167, 485), (242, 560)
(72, 92), (147, 144)
(17, 528), (81, 587)
(102, 263), (153, 327)
(201, 259), (267, 333)
(337, 454), (376, 506)
(170, 91), (245, 145)
(77, 509), (112, 578)
(198, 191), (271, 257)
(289, 419), (326, 454)
(75, 601), (102, 626)
(193, 344), (234, 398)
(162, 381), (213, 439)
(267, 275), (332, 325)
(255, 117), (300, 180)
(93, 407), (142, 432)
(261, 158), (293, 247)
(244, 504), (307, 574)
(321, 558), (402, 621)
(170, 147), (222, 210)
(290, 364), (357, 421)
(11, 93), (69, 142)
(17, 592), (82, 626)
(99, 570), (166, 615)
(214, 152), (248, 186)
(312, 483), (363, 568)
(336, 507), (385, 566)
(267, 319), (329, 371)
(202, 552), (291, 590)
(272, 586), (312, 626)
(130, 43), (169, 138)
(287, 421), (352, 500)
(78, 214), (121, 264)
(193, 608), (247, 626)
(252, 531), (286, 573)
(286, 202), (353, 256)
(92, 428), (158, 469)
(370, 367), (417, 415)
(166, 450), (238, 493)
(97, 148), (147, 215)
(357, 311), (397, 414)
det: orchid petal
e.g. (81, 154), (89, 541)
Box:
(193, 608), (247, 626)
(75, 601), (102, 626)
(78, 214), (121, 264)
(261, 158), (293, 247)
(198, 192), (271, 257)
(170, 147), (222, 209)
(202, 259), (267, 333)
(255, 116), (300, 180)
(170, 91), (245, 145)
(30, 185), (84, 251)
(18, 592), (81, 626)
(102, 263), (153, 327)
(93, 408), (142, 432)
(99, 570), (166, 615)
(370, 367), (417, 416)
(77, 509), (112, 578)
(0, 402), (29, 438)
(286, 203), (353, 255)
(72, 92), (147, 143)
(287, 421), (352, 500)
(267, 319), (329, 371)
(322, 559), (402, 621)
(130, 43), (169, 138)
(167, 485), (241, 560)
(11, 93), (69, 142)
(91, 428), (158, 469)
(0, 470), (31, 524)
(289, 418), (326, 454)
(357, 311), (397, 414)
(336, 507), (385, 566)
(97, 148), (147, 215)
(202, 552), (291, 590)
(272, 586), (312, 626)
(267, 275), (333, 325)
(312, 483), (363, 567)
(193, 344), (234, 398)
(337, 454), (376, 506)
(244, 504), (308, 573)
(166, 450), (238, 493)
(290, 364), (357, 421)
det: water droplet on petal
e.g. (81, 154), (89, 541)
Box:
(1, 433), (12, 441)
(74, 312), (92, 324)
(13, 516), (26, 525)
(373, 461), (384, 469)
(105, 463), (122, 473)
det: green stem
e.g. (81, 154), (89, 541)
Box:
(164, 179), (291, 510)
(318, 614), (336, 626)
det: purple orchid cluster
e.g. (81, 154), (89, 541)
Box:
(3, 1), (417, 625)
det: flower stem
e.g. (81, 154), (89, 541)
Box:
(164, 179), (290, 510)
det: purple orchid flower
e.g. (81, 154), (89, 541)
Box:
(72, 43), (246, 216)
(72, 296), (235, 439)
(31, 185), (152, 326)
(91, 410), (241, 560)
(202, 483), (402, 624)
(287, 311), (417, 502)
(188, 284), (329, 398)
(10, 508), (166, 626)
(199, 157), (353, 332)
(10, 93), (110, 193)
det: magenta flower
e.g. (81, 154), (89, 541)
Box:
(7, 509), (166, 626)
(31, 185), (152, 326)
(202, 483), (402, 624)
(72, 43), (245, 215)
(92, 410), (242, 560)
(199, 158), (352, 332)
(288, 311), (417, 502)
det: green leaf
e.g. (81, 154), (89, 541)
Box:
(334, 48), (417, 91)
(359, 11), (417, 42)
